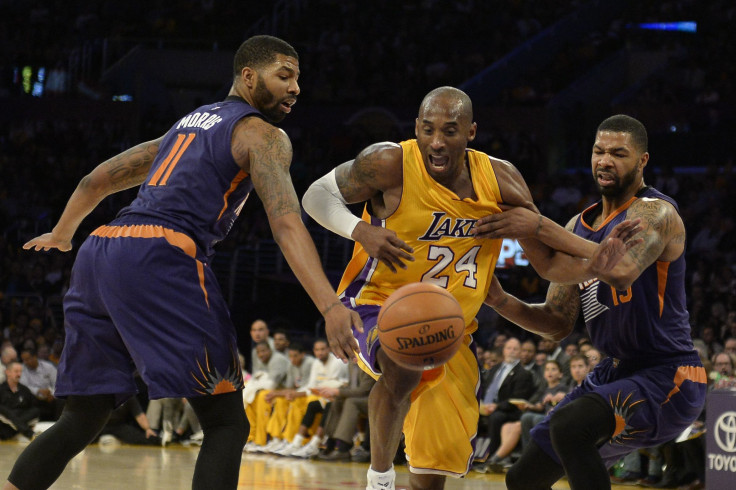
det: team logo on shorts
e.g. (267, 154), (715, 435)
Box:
(609, 390), (648, 444)
(190, 345), (244, 395)
(365, 325), (380, 353)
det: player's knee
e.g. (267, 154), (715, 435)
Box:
(376, 349), (422, 398)
(233, 407), (249, 446)
(549, 395), (613, 451)
(548, 403), (579, 451)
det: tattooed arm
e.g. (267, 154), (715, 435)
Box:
(335, 143), (415, 272)
(239, 117), (363, 362)
(484, 275), (580, 341)
(303, 141), (413, 272)
(597, 197), (685, 290)
(24, 137), (163, 252)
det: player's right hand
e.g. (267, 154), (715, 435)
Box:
(324, 304), (363, 363)
(352, 221), (414, 273)
(23, 232), (72, 252)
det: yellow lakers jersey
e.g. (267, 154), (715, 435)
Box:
(337, 139), (504, 332)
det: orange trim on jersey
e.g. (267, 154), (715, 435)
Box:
(580, 196), (638, 232)
(91, 224), (210, 308)
(661, 365), (707, 406)
(217, 170), (249, 220)
(656, 261), (669, 317)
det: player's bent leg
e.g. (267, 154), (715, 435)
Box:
(5, 395), (115, 490)
(369, 349), (422, 473)
(549, 394), (616, 490)
(188, 390), (248, 490)
(408, 473), (446, 490)
(505, 440), (565, 490)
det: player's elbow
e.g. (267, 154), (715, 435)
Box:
(301, 183), (319, 218)
(539, 311), (575, 342)
(546, 326), (574, 343)
(601, 269), (637, 292)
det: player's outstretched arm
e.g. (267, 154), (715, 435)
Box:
(303, 142), (414, 273)
(472, 159), (642, 285)
(242, 118), (362, 362)
(484, 276), (579, 341)
(23, 136), (163, 252)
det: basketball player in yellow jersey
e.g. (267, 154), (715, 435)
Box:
(303, 87), (639, 490)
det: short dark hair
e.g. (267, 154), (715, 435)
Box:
(21, 348), (37, 358)
(255, 341), (271, 350)
(597, 114), (648, 153)
(233, 35), (298, 79)
(288, 342), (306, 353)
(569, 354), (588, 366)
(544, 359), (561, 370)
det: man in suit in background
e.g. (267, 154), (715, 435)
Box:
(478, 337), (536, 466)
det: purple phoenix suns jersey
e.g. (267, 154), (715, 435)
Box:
(573, 186), (695, 361)
(117, 96), (263, 257)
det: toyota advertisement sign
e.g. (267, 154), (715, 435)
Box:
(707, 390), (736, 489)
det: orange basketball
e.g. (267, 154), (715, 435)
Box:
(377, 282), (465, 371)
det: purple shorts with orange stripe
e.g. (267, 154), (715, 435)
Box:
(56, 220), (243, 405)
(530, 352), (705, 468)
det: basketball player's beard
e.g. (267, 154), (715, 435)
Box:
(253, 78), (286, 123)
(596, 165), (638, 198)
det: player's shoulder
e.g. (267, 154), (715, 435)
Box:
(629, 192), (680, 220)
(358, 141), (403, 161)
(233, 116), (291, 149)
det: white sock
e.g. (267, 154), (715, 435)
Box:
(308, 435), (321, 447)
(292, 434), (305, 446)
(367, 465), (395, 490)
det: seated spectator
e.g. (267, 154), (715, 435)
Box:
(519, 339), (544, 391)
(584, 347), (604, 370)
(317, 361), (376, 461)
(476, 359), (568, 474)
(272, 339), (348, 457)
(272, 329), (291, 356)
(701, 325), (724, 359)
(568, 354), (589, 388)
(724, 337), (736, 357)
(243, 341), (290, 447)
(538, 337), (570, 381)
(477, 338), (536, 464)
(19, 347), (61, 420)
(711, 352), (736, 390)
(172, 399), (203, 445)
(244, 341), (315, 453)
(519, 359), (569, 448)
(97, 396), (161, 446)
(0, 345), (19, 384)
(481, 346), (502, 371)
(0, 360), (39, 442)
(146, 397), (184, 446)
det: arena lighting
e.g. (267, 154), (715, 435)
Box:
(635, 21), (697, 33)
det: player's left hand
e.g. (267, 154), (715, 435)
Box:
(23, 232), (73, 252)
(589, 218), (642, 274)
(472, 205), (540, 239)
(324, 303), (363, 363)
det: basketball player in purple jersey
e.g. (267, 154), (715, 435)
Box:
(7, 35), (361, 490)
(475, 115), (707, 489)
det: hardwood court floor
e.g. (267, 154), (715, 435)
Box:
(0, 440), (635, 489)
